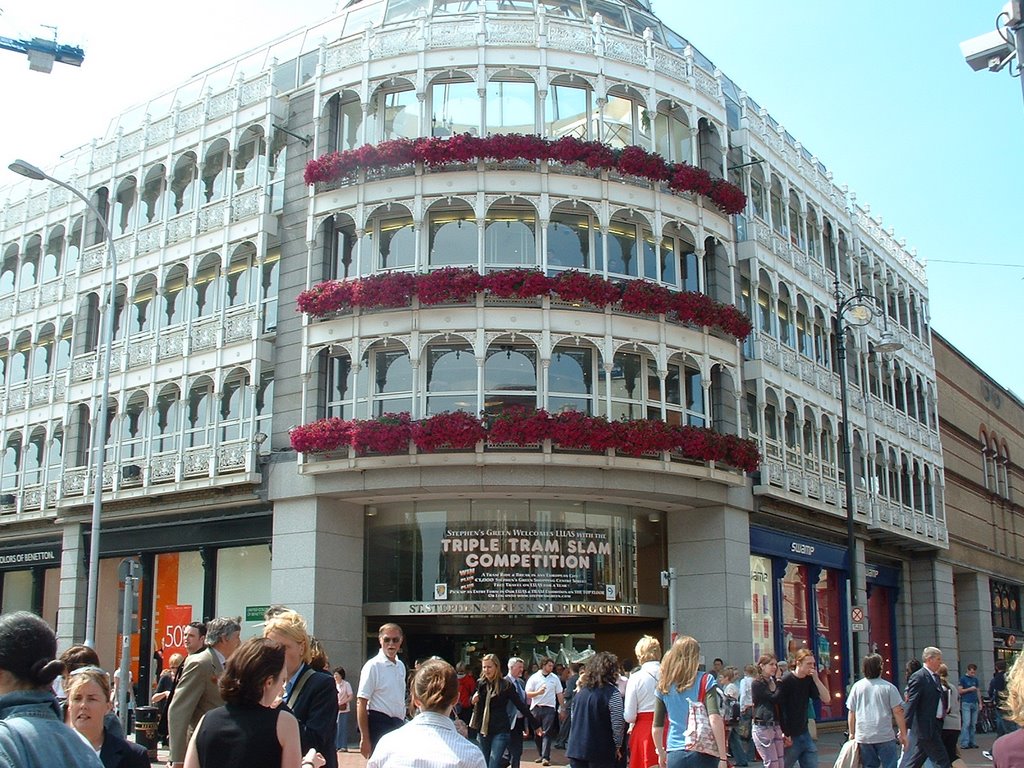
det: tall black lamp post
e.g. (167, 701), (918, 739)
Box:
(834, 278), (902, 687)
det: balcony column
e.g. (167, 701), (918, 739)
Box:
(955, 572), (994, 683)
(904, 557), (957, 674)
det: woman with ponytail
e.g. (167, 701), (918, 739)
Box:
(0, 611), (102, 767)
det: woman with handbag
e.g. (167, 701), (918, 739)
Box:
(470, 654), (539, 768)
(650, 636), (727, 768)
(750, 654), (784, 768)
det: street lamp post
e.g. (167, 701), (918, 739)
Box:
(833, 278), (902, 688)
(9, 159), (118, 648)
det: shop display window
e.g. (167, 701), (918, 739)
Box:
(749, 555), (773, 662)
(868, 585), (894, 682)
(813, 568), (843, 719)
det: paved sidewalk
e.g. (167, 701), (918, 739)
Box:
(149, 728), (1001, 766)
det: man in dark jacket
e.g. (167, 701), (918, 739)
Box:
(901, 646), (951, 768)
(264, 610), (339, 768)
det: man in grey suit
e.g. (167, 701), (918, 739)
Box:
(167, 616), (242, 768)
(901, 646), (952, 768)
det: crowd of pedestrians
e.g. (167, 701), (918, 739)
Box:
(6, 607), (1024, 768)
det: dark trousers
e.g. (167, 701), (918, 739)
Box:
(533, 705), (558, 760)
(366, 709), (405, 754)
(901, 727), (951, 768)
(555, 707), (572, 748)
(506, 719), (525, 768)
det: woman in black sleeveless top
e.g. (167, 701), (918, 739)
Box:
(184, 638), (325, 768)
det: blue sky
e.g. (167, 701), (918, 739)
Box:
(1, 0), (1021, 393)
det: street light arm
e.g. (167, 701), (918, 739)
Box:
(8, 158), (118, 649)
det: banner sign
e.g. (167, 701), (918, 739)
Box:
(437, 524), (616, 602)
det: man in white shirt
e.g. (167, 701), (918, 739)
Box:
(846, 653), (906, 768)
(357, 622), (408, 759)
(525, 657), (563, 766)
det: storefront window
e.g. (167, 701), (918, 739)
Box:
(868, 585), (895, 682)
(217, 545), (272, 638)
(364, 500), (664, 608)
(781, 563), (810, 660)
(750, 555), (773, 662)
(814, 569), (844, 719)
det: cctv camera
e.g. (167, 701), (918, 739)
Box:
(960, 29), (1016, 72)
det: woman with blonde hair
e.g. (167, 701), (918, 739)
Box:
(368, 659), (486, 768)
(264, 610), (339, 768)
(66, 667), (149, 768)
(470, 654), (539, 768)
(651, 636), (727, 768)
(992, 654), (1024, 767)
(624, 635), (662, 768)
(937, 664), (961, 766)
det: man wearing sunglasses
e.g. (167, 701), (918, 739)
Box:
(357, 623), (408, 759)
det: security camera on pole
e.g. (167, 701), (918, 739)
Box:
(961, 2), (1024, 107)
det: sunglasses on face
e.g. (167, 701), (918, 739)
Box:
(382, 637), (402, 644)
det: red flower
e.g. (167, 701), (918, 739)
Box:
(612, 418), (676, 456)
(669, 164), (714, 196)
(355, 272), (416, 308)
(416, 267), (485, 305)
(620, 280), (672, 315)
(549, 410), (616, 451)
(411, 411), (486, 451)
(296, 280), (356, 317)
(289, 418), (352, 453)
(482, 269), (551, 299)
(487, 407), (552, 444)
(671, 291), (717, 327)
(551, 270), (622, 307)
(350, 413), (412, 455)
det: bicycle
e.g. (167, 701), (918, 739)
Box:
(978, 697), (1000, 734)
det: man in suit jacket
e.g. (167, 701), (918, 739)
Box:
(264, 609), (339, 768)
(901, 646), (952, 768)
(167, 616), (242, 768)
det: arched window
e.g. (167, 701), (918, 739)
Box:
(0, 434), (21, 492)
(141, 165), (167, 225)
(697, 118), (722, 176)
(777, 284), (794, 348)
(820, 418), (835, 476)
(769, 176), (785, 235)
(219, 370), (251, 441)
(663, 222), (697, 290)
(43, 226), (64, 282)
(113, 176), (138, 236)
(900, 455), (912, 507)
(201, 139), (230, 203)
(261, 248), (280, 334)
(23, 428), (45, 487)
(85, 187), (109, 247)
(430, 74), (477, 137)
(796, 296), (812, 358)
(763, 390), (780, 442)
(605, 212), (641, 278)
(813, 307), (828, 367)
(20, 235), (40, 290)
(545, 77), (593, 140)
(32, 325), (54, 380)
(66, 217), (82, 275)
(8, 332), (31, 385)
(361, 205), (416, 271)
(788, 190), (804, 250)
(226, 243), (258, 308)
(654, 100), (692, 164)
(546, 203), (598, 272)
(372, 81), (420, 141)
(186, 377), (215, 447)
(192, 254), (222, 318)
(603, 350), (645, 421)
(170, 152), (199, 214)
(749, 165), (766, 221)
(131, 276), (157, 335)
(548, 344), (596, 415)
(369, 344), (413, 416)
(425, 342), (477, 415)
(484, 200), (537, 268)
(484, 342), (537, 415)
(152, 385), (181, 453)
(120, 393), (148, 459)
(805, 205), (820, 262)
(110, 284), (128, 342)
(0, 246), (17, 295)
(486, 73), (536, 136)
(234, 127), (267, 191)
(428, 201), (477, 268)
(604, 86), (649, 149)
(54, 320), (73, 373)
(669, 357), (704, 427)
(325, 214), (358, 280)
(328, 90), (364, 151)
(47, 427), (64, 479)
(326, 350), (359, 419)
(162, 264), (188, 327)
